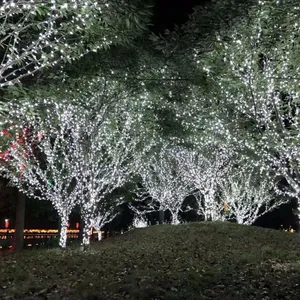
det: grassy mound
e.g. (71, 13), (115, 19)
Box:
(1, 222), (300, 299)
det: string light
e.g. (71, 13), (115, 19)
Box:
(0, 76), (159, 248)
(190, 0), (300, 221)
(221, 167), (289, 224)
(0, 0), (150, 88)
(137, 143), (195, 225)
(2, 0), (300, 240)
(173, 144), (234, 221)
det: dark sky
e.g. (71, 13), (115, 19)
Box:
(152, 0), (210, 33)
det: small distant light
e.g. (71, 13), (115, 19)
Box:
(4, 219), (9, 229)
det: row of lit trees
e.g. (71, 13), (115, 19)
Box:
(154, 0), (300, 223)
(1, 0), (300, 250)
(0, 76), (159, 248)
(1, 96), (287, 248)
(133, 142), (288, 226)
(128, 0), (300, 228)
(196, 0), (300, 219)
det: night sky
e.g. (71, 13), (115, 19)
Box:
(152, 0), (209, 33)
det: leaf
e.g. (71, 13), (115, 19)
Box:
(126, 18), (131, 29)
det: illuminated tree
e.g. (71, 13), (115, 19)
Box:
(182, 0), (300, 218)
(0, 0), (151, 88)
(0, 102), (83, 248)
(132, 214), (148, 228)
(57, 77), (157, 249)
(129, 190), (156, 226)
(90, 196), (124, 241)
(79, 106), (155, 248)
(77, 124), (137, 248)
(173, 145), (233, 221)
(138, 144), (193, 225)
(221, 167), (288, 225)
(0, 68), (159, 248)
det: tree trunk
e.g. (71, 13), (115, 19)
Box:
(236, 215), (245, 225)
(171, 212), (180, 225)
(159, 210), (165, 224)
(78, 219), (84, 242)
(81, 217), (92, 251)
(98, 231), (102, 241)
(59, 213), (69, 248)
(82, 228), (91, 251)
(12, 191), (25, 252)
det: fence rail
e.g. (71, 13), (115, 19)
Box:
(0, 228), (106, 249)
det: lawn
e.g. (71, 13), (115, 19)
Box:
(1, 221), (300, 299)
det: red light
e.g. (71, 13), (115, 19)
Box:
(2, 129), (11, 137)
(76, 222), (80, 229)
(4, 219), (9, 229)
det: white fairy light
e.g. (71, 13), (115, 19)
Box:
(0, 102), (83, 248)
(173, 144), (233, 221)
(221, 166), (289, 225)
(190, 0), (300, 222)
(0, 0), (150, 88)
(138, 143), (194, 225)
(0, 74), (160, 248)
(132, 215), (148, 228)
